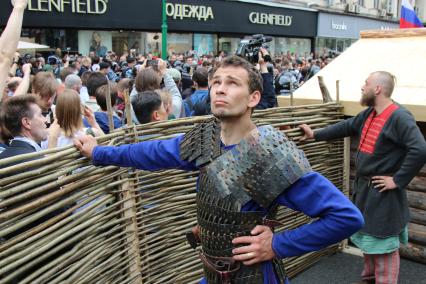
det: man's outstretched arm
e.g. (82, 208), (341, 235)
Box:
(0, 0), (28, 98)
(75, 135), (197, 172)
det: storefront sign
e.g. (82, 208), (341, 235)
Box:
(318, 12), (398, 39)
(19, 0), (108, 14)
(166, 3), (213, 21)
(2, 0), (317, 37)
(249, 12), (292, 26)
(331, 20), (348, 31)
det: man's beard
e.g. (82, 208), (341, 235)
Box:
(360, 92), (375, 107)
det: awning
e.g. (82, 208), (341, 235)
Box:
(278, 28), (426, 122)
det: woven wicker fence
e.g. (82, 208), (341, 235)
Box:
(0, 102), (345, 284)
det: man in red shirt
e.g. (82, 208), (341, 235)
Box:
(300, 71), (426, 284)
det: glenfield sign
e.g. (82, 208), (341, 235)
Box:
(249, 12), (293, 26)
(12, 0), (109, 14)
(4, 0), (317, 37)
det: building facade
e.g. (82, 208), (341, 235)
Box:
(0, 0), (317, 57)
(315, 11), (399, 53)
(0, 0), (417, 58)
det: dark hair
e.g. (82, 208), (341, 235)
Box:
(212, 55), (263, 94)
(92, 57), (100, 64)
(202, 60), (212, 68)
(99, 61), (111, 70)
(81, 71), (92, 86)
(131, 90), (162, 124)
(1, 94), (38, 137)
(134, 68), (161, 92)
(192, 67), (209, 88)
(117, 78), (131, 92)
(127, 57), (136, 64)
(60, 67), (75, 82)
(86, 72), (108, 97)
(7, 80), (21, 92)
(96, 84), (118, 111)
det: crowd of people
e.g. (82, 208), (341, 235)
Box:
(1, 2), (425, 284)
(0, 39), (334, 157)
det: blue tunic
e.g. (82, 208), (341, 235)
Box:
(93, 135), (364, 283)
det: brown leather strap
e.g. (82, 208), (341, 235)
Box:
(199, 252), (240, 284)
(262, 217), (285, 228)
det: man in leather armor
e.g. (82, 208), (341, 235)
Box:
(75, 56), (364, 284)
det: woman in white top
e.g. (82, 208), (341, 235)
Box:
(43, 89), (103, 149)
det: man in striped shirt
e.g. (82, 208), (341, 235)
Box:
(300, 71), (426, 284)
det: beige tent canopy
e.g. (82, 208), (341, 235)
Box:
(278, 28), (426, 122)
(17, 41), (50, 50)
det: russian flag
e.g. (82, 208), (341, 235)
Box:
(400, 0), (423, 28)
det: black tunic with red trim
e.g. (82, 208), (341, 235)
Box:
(314, 103), (426, 237)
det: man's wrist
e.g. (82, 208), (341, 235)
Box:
(271, 233), (284, 259)
(13, 4), (27, 12)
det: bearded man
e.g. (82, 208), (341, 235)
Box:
(300, 71), (426, 284)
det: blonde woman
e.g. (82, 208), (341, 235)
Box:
(43, 89), (103, 149)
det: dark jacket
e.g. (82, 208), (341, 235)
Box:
(256, 72), (276, 109)
(183, 89), (209, 117)
(314, 104), (426, 237)
(0, 140), (38, 167)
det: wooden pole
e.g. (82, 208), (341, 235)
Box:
(120, 174), (143, 284)
(361, 28), (426, 39)
(318, 76), (333, 103)
(336, 80), (340, 103)
(123, 88), (133, 127)
(106, 81), (115, 133)
(340, 136), (351, 250)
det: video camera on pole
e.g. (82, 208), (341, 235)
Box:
(235, 34), (272, 64)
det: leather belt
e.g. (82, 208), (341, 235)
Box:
(199, 252), (241, 284)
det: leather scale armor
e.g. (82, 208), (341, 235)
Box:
(180, 118), (311, 283)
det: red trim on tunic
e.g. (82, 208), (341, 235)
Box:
(359, 104), (399, 154)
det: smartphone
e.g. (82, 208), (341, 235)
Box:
(146, 59), (158, 67)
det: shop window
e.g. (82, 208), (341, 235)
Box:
(274, 37), (311, 57)
(143, 32), (162, 57)
(193, 34), (217, 56)
(218, 37), (241, 56)
(78, 31), (112, 57)
(336, 39), (344, 52)
(111, 31), (146, 57)
(21, 28), (78, 55)
(167, 33), (193, 55)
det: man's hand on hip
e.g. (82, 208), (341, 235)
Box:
(372, 176), (398, 192)
(232, 225), (276, 266)
(74, 135), (98, 159)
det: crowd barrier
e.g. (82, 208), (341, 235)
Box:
(0, 102), (346, 284)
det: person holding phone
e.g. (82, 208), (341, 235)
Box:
(43, 89), (103, 149)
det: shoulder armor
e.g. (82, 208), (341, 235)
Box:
(180, 117), (222, 167)
(206, 125), (312, 208)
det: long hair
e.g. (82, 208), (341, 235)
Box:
(55, 90), (83, 137)
(134, 68), (161, 92)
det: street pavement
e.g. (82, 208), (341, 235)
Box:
(291, 251), (426, 284)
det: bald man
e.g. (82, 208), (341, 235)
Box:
(300, 71), (426, 284)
